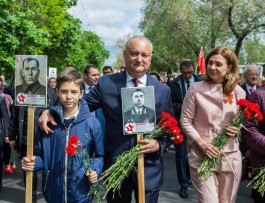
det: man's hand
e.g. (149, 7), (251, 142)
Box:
(38, 109), (57, 134)
(137, 139), (160, 154)
(86, 170), (98, 184)
(4, 137), (9, 143)
(21, 156), (35, 171)
(9, 141), (15, 148)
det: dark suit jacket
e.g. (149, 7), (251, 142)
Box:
(84, 71), (173, 190)
(168, 74), (200, 121)
(0, 96), (10, 153)
(240, 83), (260, 100)
(243, 87), (265, 170)
(124, 105), (155, 124)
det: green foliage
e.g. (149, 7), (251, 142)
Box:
(140, 0), (265, 72)
(0, 0), (109, 79)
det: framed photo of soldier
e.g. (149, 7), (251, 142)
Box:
(121, 86), (156, 135)
(15, 55), (47, 107)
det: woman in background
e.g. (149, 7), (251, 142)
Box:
(48, 77), (56, 89)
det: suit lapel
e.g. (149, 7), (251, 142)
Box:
(115, 71), (127, 98)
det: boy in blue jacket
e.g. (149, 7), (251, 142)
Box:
(22, 69), (104, 203)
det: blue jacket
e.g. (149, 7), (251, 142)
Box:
(34, 98), (104, 203)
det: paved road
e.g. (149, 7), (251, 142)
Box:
(0, 150), (253, 203)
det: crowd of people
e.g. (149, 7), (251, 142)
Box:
(0, 35), (264, 203)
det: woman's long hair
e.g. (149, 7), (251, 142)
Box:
(203, 46), (239, 94)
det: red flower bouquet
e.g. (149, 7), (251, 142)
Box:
(198, 99), (263, 180)
(66, 135), (101, 203)
(99, 112), (183, 198)
(5, 148), (17, 174)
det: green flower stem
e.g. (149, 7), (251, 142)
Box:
(99, 127), (165, 199)
(247, 167), (265, 197)
(198, 112), (245, 180)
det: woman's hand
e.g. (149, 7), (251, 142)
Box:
(200, 143), (220, 158)
(195, 137), (220, 158)
(225, 125), (239, 137)
(38, 109), (57, 134)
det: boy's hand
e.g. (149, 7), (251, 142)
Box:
(21, 156), (35, 171)
(38, 109), (57, 134)
(86, 170), (98, 184)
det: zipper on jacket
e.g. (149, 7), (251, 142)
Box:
(64, 124), (72, 203)
(44, 170), (50, 192)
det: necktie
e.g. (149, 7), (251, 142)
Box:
(186, 80), (190, 90)
(132, 78), (139, 87)
(249, 88), (255, 94)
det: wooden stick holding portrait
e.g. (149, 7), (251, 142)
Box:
(122, 86), (156, 203)
(15, 55), (47, 203)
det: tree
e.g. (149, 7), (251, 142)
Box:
(140, 0), (265, 73)
(228, 0), (265, 55)
(0, 0), (109, 78)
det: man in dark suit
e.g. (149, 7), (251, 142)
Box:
(241, 64), (260, 99)
(168, 59), (200, 199)
(124, 88), (155, 124)
(39, 35), (174, 203)
(16, 57), (46, 96)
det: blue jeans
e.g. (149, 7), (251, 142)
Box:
(175, 134), (189, 189)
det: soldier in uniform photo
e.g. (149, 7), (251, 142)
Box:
(124, 88), (155, 124)
(16, 57), (46, 95)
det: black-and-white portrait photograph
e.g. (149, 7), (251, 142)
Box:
(122, 86), (155, 135)
(15, 55), (47, 107)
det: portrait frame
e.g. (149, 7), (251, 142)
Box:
(15, 55), (47, 107)
(121, 86), (156, 135)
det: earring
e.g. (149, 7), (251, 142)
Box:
(224, 73), (232, 80)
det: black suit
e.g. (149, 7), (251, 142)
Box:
(167, 74), (200, 192)
(240, 83), (260, 100)
(124, 106), (155, 124)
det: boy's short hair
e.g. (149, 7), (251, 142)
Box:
(56, 69), (83, 91)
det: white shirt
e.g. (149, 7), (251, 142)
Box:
(246, 83), (256, 94)
(185, 76), (195, 91)
(126, 72), (147, 87)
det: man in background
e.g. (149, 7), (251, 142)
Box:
(83, 64), (100, 93)
(103, 66), (113, 75)
(168, 59), (200, 199)
(241, 64), (260, 99)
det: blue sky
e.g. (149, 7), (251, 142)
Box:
(68, 0), (144, 65)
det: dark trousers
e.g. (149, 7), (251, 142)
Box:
(106, 171), (160, 203)
(3, 142), (11, 166)
(252, 188), (265, 203)
(175, 135), (190, 189)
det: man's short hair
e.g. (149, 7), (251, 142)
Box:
(103, 66), (113, 72)
(125, 35), (153, 51)
(243, 64), (258, 76)
(56, 69), (83, 91)
(84, 64), (98, 75)
(180, 59), (195, 70)
(131, 88), (145, 98)
(22, 57), (39, 69)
